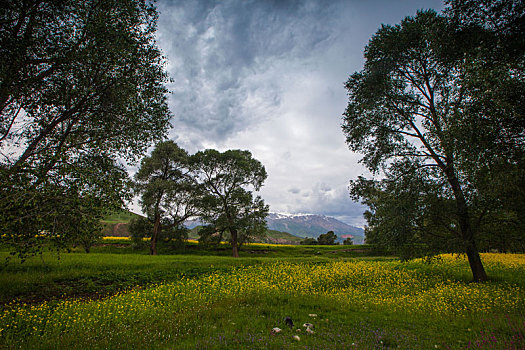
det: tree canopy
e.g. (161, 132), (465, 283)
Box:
(317, 231), (338, 245)
(191, 149), (269, 257)
(342, 7), (524, 282)
(0, 0), (171, 258)
(134, 141), (198, 255)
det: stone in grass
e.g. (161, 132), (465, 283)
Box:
(293, 335), (301, 341)
(303, 323), (314, 329)
(309, 313), (317, 317)
(284, 316), (294, 328)
(272, 327), (282, 333)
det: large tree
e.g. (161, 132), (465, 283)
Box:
(0, 0), (171, 258)
(134, 141), (199, 255)
(342, 9), (523, 281)
(191, 149), (269, 257)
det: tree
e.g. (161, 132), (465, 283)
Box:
(197, 225), (224, 246)
(129, 216), (153, 249)
(191, 149), (269, 257)
(343, 237), (354, 245)
(317, 231), (337, 245)
(134, 141), (199, 255)
(300, 237), (317, 245)
(342, 9), (523, 281)
(0, 0), (171, 258)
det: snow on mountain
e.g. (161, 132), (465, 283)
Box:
(186, 212), (365, 244)
(266, 213), (364, 244)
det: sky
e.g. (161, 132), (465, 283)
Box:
(151, 0), (444, 227)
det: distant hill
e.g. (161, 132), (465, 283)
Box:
(103, 210), (364, 244)
(188, 226), (303, 245)
(101, 210), (143, 237)
(266, 213), (365, 244)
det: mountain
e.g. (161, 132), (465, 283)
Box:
(184, 212), (365, 244)
(266, 213), (364, 244)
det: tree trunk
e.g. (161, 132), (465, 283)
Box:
(150, 214), (160, 255)
(465, 239), (488, 282)
(230, 228), (239, 258)
(443, 163), (488, 282)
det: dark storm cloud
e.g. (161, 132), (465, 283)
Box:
(156, 0), (337, 145)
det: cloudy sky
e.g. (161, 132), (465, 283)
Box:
(153, 0), (444, 227)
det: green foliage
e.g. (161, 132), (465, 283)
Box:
(191, 149), (269, 257)
(343, 237), (354, 245)
(0, 0), (170, 259)
(342, 7), (524, 281)
(317, 231), (338, 245)
(128, 216), (153, 249)
(134, 141), (199, 254)
(197, 225), (223, 246)
(300, 237), (318, 245)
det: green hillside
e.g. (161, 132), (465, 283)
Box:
(101, 210), (143, 224)
(101, 210), (144, 237)
(103, 212), (303, 244)
(264, 229), (303, 244)
(188, 226), (303, 245)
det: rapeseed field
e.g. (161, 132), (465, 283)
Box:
(1, 253), (524, 349)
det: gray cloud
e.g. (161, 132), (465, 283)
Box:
(157, 0), (338, 148)
(152, 0), (444, 226)
(288, 187), (301, 194)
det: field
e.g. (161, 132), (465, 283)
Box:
(0, 240), (524, 349)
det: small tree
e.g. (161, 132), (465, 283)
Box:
(129, 216), (153, 249)
(343, 237), (354, 245)
(198, 225), (224, 246)
(300, 237), (318, 245)
(192, 149), (269, 257)
(317, 231), (337, 245)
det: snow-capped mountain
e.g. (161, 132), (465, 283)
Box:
(266, 213), (364, 244)
(185, 212), (365, 244)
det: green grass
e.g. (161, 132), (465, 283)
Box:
(100, 209), (142, 225)
(0, 246), (524, 349)
(0, 241), (377, 304)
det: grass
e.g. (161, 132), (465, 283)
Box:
(100, 210), (142, 225)
(0, 240), (378, 305)
(0, 243), (524, 349)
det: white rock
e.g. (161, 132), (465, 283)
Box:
(272, 327), (282, 333)
(309, 314), (317, 317)
(293, 335), (301, 341)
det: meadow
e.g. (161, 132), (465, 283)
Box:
(0, 240), (524, 349)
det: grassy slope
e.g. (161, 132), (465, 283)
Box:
(100, 210), (142, 224)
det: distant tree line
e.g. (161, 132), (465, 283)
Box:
(130, 141), (269, 257)
(300, 231), (353, 245)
